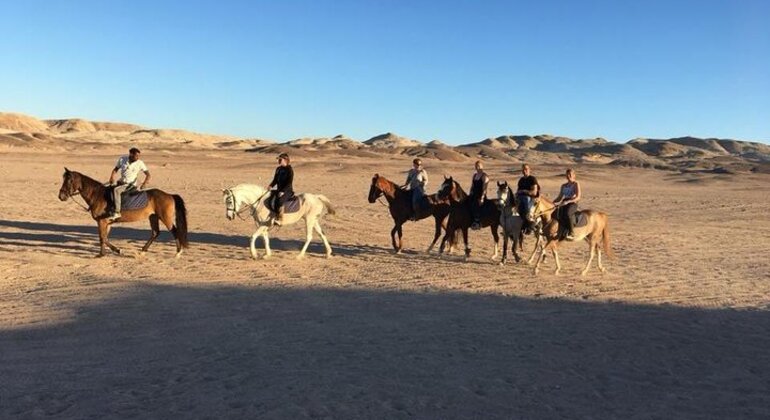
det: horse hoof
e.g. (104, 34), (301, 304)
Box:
(599, 267), (607, 273)
(499, 261), (505, 266)
(175, 252), (182, 259)
(296, 255), (305, 260)
(96, 253), (106, 258)
(554, 270), (560, 276)
(261, 254), (271, 260)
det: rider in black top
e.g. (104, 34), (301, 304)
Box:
(516, 164), (540, 233)
(469, 160), (489, 230)
(268, 152), (294, 223)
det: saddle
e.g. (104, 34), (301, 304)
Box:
(105, 186), (149, 211)
(573, 211), (588, 228)
(269, 194), (302, 214)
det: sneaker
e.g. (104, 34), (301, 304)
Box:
(565, 232), (575, 241)
(108, 212), (121, 220)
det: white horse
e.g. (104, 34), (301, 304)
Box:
(223, 184), (335, 259)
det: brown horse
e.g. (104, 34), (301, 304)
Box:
(58, 168), (189, 257)
(436, 176), (500, 261)
(528, 195), (613, 275)
(368, 173), (453, 253)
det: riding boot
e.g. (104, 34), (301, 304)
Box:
(276, 206), (284, 225)
(565, 219), (575, 240)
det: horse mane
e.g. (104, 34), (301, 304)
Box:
(374, 175), (403, 199)
(452, 180), (468, 200)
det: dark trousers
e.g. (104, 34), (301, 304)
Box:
(557, 203), (578, 235)
(471, 196), (484, 223)
(269, 190), (294, 212)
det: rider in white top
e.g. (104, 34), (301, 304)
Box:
(108, 147), (150, 219)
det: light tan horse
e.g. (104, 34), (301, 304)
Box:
(527, 196), (613, 276)
(58, 168), (189, 257)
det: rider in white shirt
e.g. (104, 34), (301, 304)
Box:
(108, 147), (150, 219)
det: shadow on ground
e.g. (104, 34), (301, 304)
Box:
(0, 219), (387, 257)
(1, 282), (768, 419)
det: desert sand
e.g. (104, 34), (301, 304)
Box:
(1, 114), (769, 418)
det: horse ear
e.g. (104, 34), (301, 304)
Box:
(497, 181), (503, 187)
(64, 167), (70, 173)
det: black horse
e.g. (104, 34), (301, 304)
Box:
(436, 176), (500, 261)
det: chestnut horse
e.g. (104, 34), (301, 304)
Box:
(436, 176), (500, 261)
(368, 174), (453, 253)
(527, 195), (613, 276)
(58, 168), (189, 257)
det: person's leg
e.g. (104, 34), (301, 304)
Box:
(411, 190), (420, 221)
(112, 184), (128, 217)
(471, 198), (481, 229)
(565, 203), (577, 239)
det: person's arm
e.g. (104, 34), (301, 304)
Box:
(482, 174), (489, 196)
(529, 179), (540, 197)
(285, 166), (294, 190)
(269, 168), (280, 189)
(139, 170), (151, 190)
(468, 175), (476, 196)
(421, 170), (428, 189)
(109, 167), (119, 184)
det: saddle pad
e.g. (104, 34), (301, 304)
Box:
(121, 191), (149, 210)
(574, 211), (588, 228)
(283, 196), (302, 214)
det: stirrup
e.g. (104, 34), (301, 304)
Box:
(108, 212), (121, 220)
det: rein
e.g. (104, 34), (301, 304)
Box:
(531, 201), (564, 218)
(66, 191), (92, 212)
(229, 189), (270, 221)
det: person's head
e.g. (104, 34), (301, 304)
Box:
(277, 152), (290, 166)
(475, 160), (484, 171)
(565, 168), (576, 182)
(128, 147), (141, 162)
(413, 158), (422, 169)
(521, 164), (531, 177)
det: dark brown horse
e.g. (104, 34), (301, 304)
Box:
(58, 168), (189, 257)
(437, 176), (500, 261)
(368, 174), (453, 253)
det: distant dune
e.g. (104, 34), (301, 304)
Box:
(1, 111), (768, 173)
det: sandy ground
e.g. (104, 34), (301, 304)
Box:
(1, 149), (769, 419)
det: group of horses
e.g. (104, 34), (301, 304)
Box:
(368, 173), (613, 276)
(58, 168), (612, 275)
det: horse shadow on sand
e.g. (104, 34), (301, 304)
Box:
(1, 281), (768, 419)
(0, 219), (391, 257)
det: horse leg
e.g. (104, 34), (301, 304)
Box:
(512, 233), (521, 263)
(500, 234), (508, 265)
(596, 244), (606, 273)
(261, 226), (272, 259)
(533, 240), (552, 275)
(490, 224), (500, 260)
(391, 224), (401, 253)
(313, 220), (332, 258)
(426, 217), (442, 254)
(527, 233), (541, 265)
(297, 217), (315, 259)
(580, 240), (596, 276)
(141, 214), (160, 253)
(552, 245), (562, 275)
(462, 228), (470, 261)
(96, 220), (110, 257)
(158, 212), (182, 258)
(250, 225), (266, 259)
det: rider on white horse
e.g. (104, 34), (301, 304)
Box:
(267, 152), (294, 224)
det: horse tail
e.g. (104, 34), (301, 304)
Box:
(173, 194), (189, 248)
(316, 194), (336, 216)
(601, 214), (613, 259)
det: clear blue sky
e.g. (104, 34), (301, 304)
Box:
(1, 0), (768, 144)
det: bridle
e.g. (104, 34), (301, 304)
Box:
(61, 173), (91, 212)
(225, 188), (269, 221)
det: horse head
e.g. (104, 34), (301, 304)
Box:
(437, 175), (456, 202)
(58, 168), (78, 201)
(368, 174), (382, 203)
(223, 188), (237, 220)
(496, 181), (510, 209)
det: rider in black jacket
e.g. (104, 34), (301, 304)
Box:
(268, 153), (294, 223)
